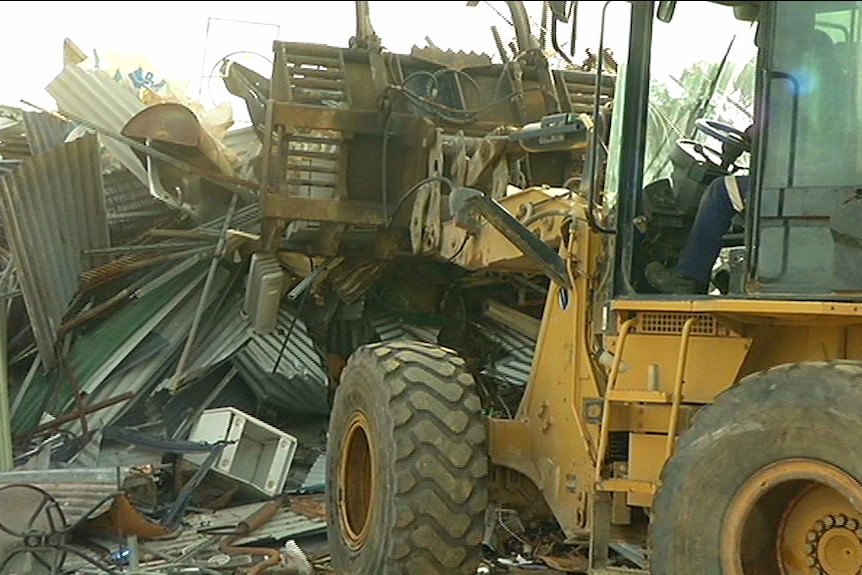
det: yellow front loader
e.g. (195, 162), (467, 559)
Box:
(237, 1), (862, 572)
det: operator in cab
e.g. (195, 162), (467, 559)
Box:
(645, 124), (752, 294)
(644, 26), (837, 295)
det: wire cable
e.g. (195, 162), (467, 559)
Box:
(385, 176), (455, 227)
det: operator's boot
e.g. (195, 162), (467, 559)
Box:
(645, 262), (708, 294)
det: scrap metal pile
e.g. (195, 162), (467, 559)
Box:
(0, 3), (613, 569)
(0, 37), (364, 575)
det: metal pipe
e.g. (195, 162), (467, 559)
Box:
(492, 26), (511, 63)
(586, 1), (617, 235)
(170, 193), (239, 392)
(506, 1), (540, 54)
(170, 367), (238, 440)
(0, 282), (10, 471)
(0, 262), (15, 470)
(665, 316), (697, 460)
(613, 1), (654, 295)
(594, 318), (637, 484)
(551, 17), (573, 65)
(539, 2), (548, 50)
(570, 1), (579, 58)
(218, 497), (286, 575)
(353, 1), (380, 48)
(13, 392), (135, 443)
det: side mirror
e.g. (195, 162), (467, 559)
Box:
(656, 1), (676, 23)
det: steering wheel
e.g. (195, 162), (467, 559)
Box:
(675, 139), (725, 169)
(695, 118), (749, 151)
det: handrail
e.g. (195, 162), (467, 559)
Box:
(665, 316), (697, 460)
(594, 317), (637, 483)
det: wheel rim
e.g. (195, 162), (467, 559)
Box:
(0, 484), (69, 575)
(338, 411), (375, 550)
(721, 458), (862, 574)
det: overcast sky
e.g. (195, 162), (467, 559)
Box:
(2, 1), (622, 113)
(0, 1), (751, 127)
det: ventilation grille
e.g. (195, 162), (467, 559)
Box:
(637, 313), (717, 336)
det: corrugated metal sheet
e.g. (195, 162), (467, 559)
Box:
(181, 285), (253, 384)
(180, 501), (326, 545)
(369, 312), (439, 344)
(0, 159), (21, 179)
(0, 118), (29, 160)
(233, 308), (329, 416)
(103, 168), (181, 246)
(79, 247), (212, 293)
(199, 201), (261, 235)
(17, 208), (262, 435)
(67, 264), (242, 433)
(80, 199), (258, 294)
(21, 111), (73, 155)
(0, 134), (110, 369)
(46, 66), (259, 218)
(46, 64), (148, 184)
(0, 467), (126, 525)
(371, 311), (533, 388)
(161, 370), (259, 438)
(223, 126), (262, 181)
(11, 261), (209, 435)
(300, 453), (326, 492)
(474, 317), (536, 388)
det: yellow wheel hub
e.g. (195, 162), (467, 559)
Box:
(338, 411), (375, 550)
(812, 515), (862, 573)
(721, 458), (862, 574)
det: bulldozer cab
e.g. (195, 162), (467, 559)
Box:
(619, 1), (862, 298)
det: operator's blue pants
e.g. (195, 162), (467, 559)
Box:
(676, 175), (750, 284)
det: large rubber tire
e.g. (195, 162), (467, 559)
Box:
(326, 341), (488, 575)
(652, 360), (862, 575)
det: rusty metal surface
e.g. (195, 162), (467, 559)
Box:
(0, 8), (625, 573)
(255, 36), (616, 265)
(86, 503), (326, 566)
(121, 101), (239, 177)
(0, 134), (110, 369)
(410, 46), (493, 70)
(183, 500), (327, 546)
(122, 102), (201, 147)
(58, 499), (328, 572)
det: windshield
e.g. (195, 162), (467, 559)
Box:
(601, 2), (757, 213)
(763, 1), (862, 188)
(644, 3), (758, 185)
